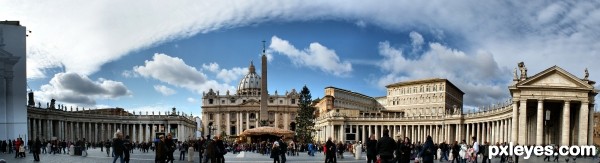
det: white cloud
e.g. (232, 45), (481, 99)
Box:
(154, 85), (176, 96)
(376, 39), (510, 108)
(34, 72), (132, 106)
(269, 36), (353, 77)
(3, 1), (597, 86)
(202, 62), (220, 73)
(409, 31), (424, 54)
(133, 53), (233, 94)
(121, 70), (138, 78)
(216, 67), (248, 83)
(355, 20), (367, 28)
(187, 97), (197, 103)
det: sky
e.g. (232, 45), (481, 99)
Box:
(3, 1), (600, 117)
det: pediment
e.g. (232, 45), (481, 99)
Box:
(518, 66), (592, 89)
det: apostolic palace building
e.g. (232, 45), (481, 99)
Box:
(314, 63), (597, 146)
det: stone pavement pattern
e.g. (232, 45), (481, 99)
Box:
(0, 149), (597, 163)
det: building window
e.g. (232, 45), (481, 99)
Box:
(243, 100), (246, 103)
(291, 99), (296, 104)
(209, 114), (213, 120)
(221, 100), (225, 104)
(280, 100), (283, 104)
(209, 99), (214, 104)
(270, 100), (274, 103)
(230, 99), (235, 103)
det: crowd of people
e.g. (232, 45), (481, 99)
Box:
(5, 129), (600, 163)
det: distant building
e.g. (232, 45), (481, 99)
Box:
(27, 104), (197, 143)
(315, 63), (597, 146)
(0, 21), (27, 141)
(201, 48), (299, 138)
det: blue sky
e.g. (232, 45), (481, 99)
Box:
(3, 1), (600, 116)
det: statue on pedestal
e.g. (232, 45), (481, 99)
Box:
(584, 68), (589, 80)
(518, 62), (527, 80)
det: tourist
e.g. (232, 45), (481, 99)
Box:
(459, 140), (467, 163)
(418, 136), (435, 163)
(337, 141), (345, 159)
(325, 137), (336, 163)
(451, 141), (460, 163)
(13, 138), (21, 158)
(123, 135), (132, 163)
(204, 136), (217, 163)
(18, 138), (26, 158)
(105, 139), (112, 157)
(366, 134), (377, 163)
(270, 141), (281, 163)
(472, 137), (479, 163)
(155, 135), (168, 163)
(399, 137), (413, 163)
(33, 138), (41, 162)
(166, 133), (176, 163)
(112, 131), (125, 163)
(481, 142), (490, 163)
(215, 135), (226, 163)
(278, 137), (287, 163)
(377, 129), (396, 163)
(179, 141), (188, 160)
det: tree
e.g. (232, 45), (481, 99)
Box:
(295, 85), (316, 144)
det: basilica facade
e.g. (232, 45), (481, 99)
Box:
(201, 53), (299, 138)
(315, 63), (597, 146)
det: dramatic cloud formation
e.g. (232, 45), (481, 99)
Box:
(133, 53), (234, 94)
(376, 32), (510, 108)
(34, 72), (131, 105)
(154, 85), (176, 96)
(269, 36), (353, 77)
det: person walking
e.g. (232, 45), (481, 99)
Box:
(270, 141), (281, 163)
(166, 133), (176, 163)
(472, 137), (479, 163)
(155, 135), (168, 163)
(112, 131), (125, 163)
(215, 135), (226, 163)
(376, 129), (397, 163)
(398, 137), (413, 163)
(33, 138), (41, 162)
(418, 136), (435, 163)
(366, 134), (378, 163)
(105, 139), (112, 157)
(278, 137), (287, 163)
(123, 135), (132, 163)
(325, 137), (336, 163)
(179, 141), (188, 160)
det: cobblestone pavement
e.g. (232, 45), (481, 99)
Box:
(0, 149), (597, 163)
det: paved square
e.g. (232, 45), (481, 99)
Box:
(0, 148), (597, 163)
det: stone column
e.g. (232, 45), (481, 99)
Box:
(246, 113), (250, 131)
(226, 113), (231, 135)
(518, 100), (527, 145)
(367, 125), (371, 140)
(512, 100), (519, 143)
(579, 101), (589, 145)
(561, 101), (570, 146)
(362, 125), (366, 142)
(375, 125), (380, 139)
(589, 105), (594, 145)
(536, 100), (544, 145)
(342, 123), (346, 142)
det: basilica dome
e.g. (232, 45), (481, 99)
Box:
(237, 62), (261, 95)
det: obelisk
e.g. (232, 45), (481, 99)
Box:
(260, 41), (269, 126)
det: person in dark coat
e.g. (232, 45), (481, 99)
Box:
(33, 138), (41, 162)
(325, 137), (336, 163)
(377, 129), (397, 163)
(398, 137), (413, 163)
(418, 136), (435, 163)
(112, 131), (125, 163)
(278, 138), (287, 163)
(155, 135), (167, 163)
(123, 135), (132, 163)
(366, 134), (378, 163)
(215, 135), (226, 163)
(204, 136), (217, 163)
(166, 133), (175, 163)
(270, 141), (281, 163)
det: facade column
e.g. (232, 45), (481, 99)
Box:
(466, 123), (470, 143)
(226, 113), (231, 135)
(518, 100), (527, 145)
(578, 101), (589, 145)
(132, 124), (136, 142)
(362, 125), (366, 142)
(512, 100), (519, 143)
(477, 123), (481, 144)
(561, 101), (570, 146)
(536, 100), (544, 145)
(246, 113), (250, 131)
(589, 105), (595, 145)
